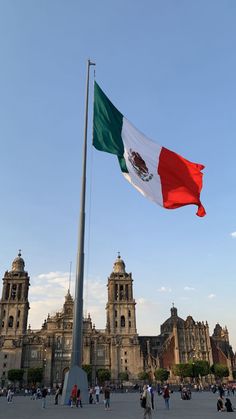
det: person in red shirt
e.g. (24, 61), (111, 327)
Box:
(163, 386), (170, 410)
(70, 384), (78, 408)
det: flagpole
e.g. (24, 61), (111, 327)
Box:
(62, 59), (95, 404)
(71, 58), (95, 367)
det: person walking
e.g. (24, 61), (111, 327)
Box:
(7, 388), (13, 403)
(41, 387), (48, 409)
(148, 385), (154, 410)
(141, 384), (152, 419)
(89, 387), (94, 404)
(104, 385), (111, 410)
(54, 386), (60, 405)
(76, 388), (83, 408)
(70, 384), (78, 407)
(36, 387), (41, 399)
(163, 385), (170, 410)
(94, 384), (100, 403)
(31, 387), (36, 400)
(218, 384), (224, 398)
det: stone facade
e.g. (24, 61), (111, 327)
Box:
(0, 253), (235, 387)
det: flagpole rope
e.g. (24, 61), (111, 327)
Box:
(84, 146), (94, 317)
(84, 71), (95, 318)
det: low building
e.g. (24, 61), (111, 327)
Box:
(0, 252), (234, 387)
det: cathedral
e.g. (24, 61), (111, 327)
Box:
(0, 252), (235, 387)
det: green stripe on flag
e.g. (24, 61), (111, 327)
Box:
(93, 82), (128, 173)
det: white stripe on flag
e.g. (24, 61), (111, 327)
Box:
(121, 118), (163, 206)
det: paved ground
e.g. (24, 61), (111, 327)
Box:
(1, 391), (236, 419)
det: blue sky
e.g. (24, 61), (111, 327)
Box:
(0, 1), (236, 349)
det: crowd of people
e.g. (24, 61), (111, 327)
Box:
(139, 382), (236, 417)
(2, 380), (236, 414)
(70, 383), (111, 410)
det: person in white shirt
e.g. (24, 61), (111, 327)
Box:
(94, 385), (100, 403)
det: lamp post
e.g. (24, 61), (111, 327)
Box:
(192, 362), (195, 384)
(192, 349), (196, 385)
(43, 347), (47, 386)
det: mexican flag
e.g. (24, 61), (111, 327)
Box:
(93, 82), (206, 217)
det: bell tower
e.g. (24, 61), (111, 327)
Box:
(105, 254), (142, 381)
(0, 251), (30, 338)
(106, 253), (137, 335)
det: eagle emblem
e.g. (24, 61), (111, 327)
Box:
(128, 149), (153, 182)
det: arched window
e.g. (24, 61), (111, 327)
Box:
(18, 310), (21, 318)
(121, 315), (125, 327)
(8, 316), (14, 328)
(115, 285), (118, 301)
(56, 336), (61, 349)
(128, 310), (131, 318)
(5, 284), (10, 300)
(2, 321), (4, 328)
(115, 321), (117, 327)
(115, 310), (117, 318)
(11, 284), (17, 300)
(17, 284), (22, 300)
(119, 285), (124, 300)
(17, 321), (19, 328)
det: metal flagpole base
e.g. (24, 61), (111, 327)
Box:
(61, 365), (88, 405)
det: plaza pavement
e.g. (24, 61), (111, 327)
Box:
(0, 391), (235, 419)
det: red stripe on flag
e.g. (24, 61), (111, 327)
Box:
(158, 147), (206, 217)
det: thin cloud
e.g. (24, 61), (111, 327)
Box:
(85, 280), (106, 304)
(208, 293), (216, 299)
(230, 232), (236, 238)
(28, 271), (107, 330)
(37, 272), (67, 280)
(136, 297), (148, 305)
(136, 298), (160, 335)
(157, 286), (172, 293)
(184, 286), (196, 291)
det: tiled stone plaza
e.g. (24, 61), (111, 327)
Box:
(1, 391), (235, 419)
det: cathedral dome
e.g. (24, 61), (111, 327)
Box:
(113, 253), (126, 274)
(160, 305), (184, 334)
(11, 251), (25, 272)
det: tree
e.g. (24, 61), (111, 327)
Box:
(97, 368), (111, 384)
(173, 363), (193, 380)
(154, 368), (170, 383)
(193, 360), (210, 377)
(138, 371), (150, 381)
(82, 364), (92, 383)
(27, 368), (43, 385)
(8, 369), (24, 384)
(118, 371), (129, 381)
(188, 360), (210, 378)
(211, 364), (229, 379)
